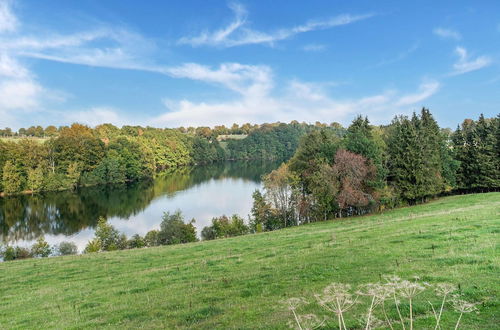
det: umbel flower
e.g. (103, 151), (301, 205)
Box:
(315, 283), (357, 330)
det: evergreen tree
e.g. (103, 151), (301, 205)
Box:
(475, 114), (499, 189)
(419, 108), (445, 196)
(387, 116), (421, 202)
(453, 115), (500, 191)
(344, 115), (386, 189)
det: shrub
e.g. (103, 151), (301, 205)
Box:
(158, 210), (197, 245)
(31, 236), (51, 258)
(1, 246), (17, 261)
(144, 230), (160, 247)
(84, 239), (101, 253)
(94, 217), (127, 251)
(56, 241), (78, 256)
(201, 226), (217, 241)
(127, 234), (145, 249)
(202, 214), (249, 240)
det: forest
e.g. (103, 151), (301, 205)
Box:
(0, 122), (313, 195)
(248, 110), (499, 233)
(0, 110), (498, 204)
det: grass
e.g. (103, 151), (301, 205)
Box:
(0, 137), (49, 144)
(0, 192), (498, 329)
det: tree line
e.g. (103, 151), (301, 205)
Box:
(0, 122), (323, 195)
(0, 210), (251, 260)
(250, 110), (499, 231)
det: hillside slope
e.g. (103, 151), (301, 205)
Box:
(0, 193), (498, 329)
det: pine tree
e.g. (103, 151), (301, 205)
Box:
(344, 115), (386, 189)
(387, 114), (432, 203)
(453, 115), (500, 191)
(475, 114), (499, 189)
(419, 108), (445, 196)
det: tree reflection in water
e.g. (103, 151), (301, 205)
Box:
(0, 160), (281, 245)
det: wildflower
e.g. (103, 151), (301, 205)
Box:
(450, 295), (478, 330)
(315, 283), (357, 330)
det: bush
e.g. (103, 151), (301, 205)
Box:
(202, 214), (249, 240)
(144, 230), (160, 247)
(94, 217), (127, 251)
(201, 226), (217, 241)
(84, 239), (101, 253)
(158, 210), (197, 245)
(1, 246), (33, 261)
(31, 237), (51, 258)
(1, 246), (16, 261)
(56, 241), (78, 256)
(127, 234), (145, 249)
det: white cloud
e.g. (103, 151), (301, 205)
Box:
(451, 46), (492, 75)
(302, 43), (327, 52)
(433, 27), (461, 40)
(1, 28), (157, 71)
(395, 80), (440, 106)
(0, 79), (42, 109)
(0, 53), (29, 78)
(178, 3), (373, 47)
(60, 107), (127, 127)
(0, 0), (17, 33)
(152, 62), (440, 127)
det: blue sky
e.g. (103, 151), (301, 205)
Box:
(0, 0), (499, 129)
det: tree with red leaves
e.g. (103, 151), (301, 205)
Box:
(332, 149), (377, 217)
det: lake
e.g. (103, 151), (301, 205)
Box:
(0, 160), (281, 252)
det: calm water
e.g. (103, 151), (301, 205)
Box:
(0, 160), (280, 251)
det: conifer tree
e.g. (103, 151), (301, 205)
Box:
(344, 115), (386, 189)
(419, 108), (445, 196)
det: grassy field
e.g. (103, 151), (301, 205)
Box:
(0, 137), (49, 144)
(0, 193), (498, 329)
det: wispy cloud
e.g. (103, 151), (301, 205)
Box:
(433, 27), (461, 40)
(302, 43), (327, 52)
(178, 2), (374, 47)
(395, 80), (440, 106)
(451, 46), (492, 75)
(0, 0), (17, 33)
(154, 62), (439, 127)
(372, 42), (419, 68)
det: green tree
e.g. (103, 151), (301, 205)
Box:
(128, 234), (145, 249)
(2, 160), (24, 194)
(31, 236), (51, 257)
(56, 241), (78, 255)
(158, 210), (197, 245)
(202, 214), (249, 240)
(27, 167), (45, 193)
(84, 239), (101, 253)
(144, 230), (160, 247)
(344, 115), (386, 190)
(92, 217), (126, 251)
(66, 162), (81, 189)
(250, 189), (279, 232)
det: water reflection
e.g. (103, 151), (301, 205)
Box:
(0, 160), (280, 250)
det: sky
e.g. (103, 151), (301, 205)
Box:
(0, 0), (499, 130)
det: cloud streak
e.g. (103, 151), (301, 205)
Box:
(154, 62), (439, 127)
(451, 46), (492, 75)
(178, 3), (373, 47)
(433, 27), (461, 40)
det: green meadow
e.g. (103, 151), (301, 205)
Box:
(0, 192), (498, 329)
